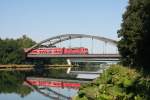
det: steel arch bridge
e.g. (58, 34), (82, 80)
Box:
(26, 34), (117, 52)
(26, 34), (120, 60)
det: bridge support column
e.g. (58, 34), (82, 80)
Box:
(67, 59), (72, 65)
(66, 59), (72, 74)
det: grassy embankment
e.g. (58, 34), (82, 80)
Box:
(74, 65), (150, 100)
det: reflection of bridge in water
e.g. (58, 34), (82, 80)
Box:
(24, 77), (89, 100)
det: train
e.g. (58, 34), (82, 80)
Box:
(26, 79), (80, 88)
(26, 47), (88, 55)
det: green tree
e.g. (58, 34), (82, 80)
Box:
(0, 35), (65, 64)
(118, 0), (150, 70)
(17, 35), (36, 48)
(0, 35), (36, 64)
(0, 39), (23, 64)
(17, 35), (36, 64)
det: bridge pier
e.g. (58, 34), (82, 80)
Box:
(66, 59), (72, 65)
(66, 59), (72, 74)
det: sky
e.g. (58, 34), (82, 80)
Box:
(0, 0), (128, 42)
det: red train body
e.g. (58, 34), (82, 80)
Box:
(27, 47), (88, 55)
(26, 79), (80, 88)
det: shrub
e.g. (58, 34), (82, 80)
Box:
(76, 65), (150, 100)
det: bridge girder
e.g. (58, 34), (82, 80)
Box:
(26, 34), (117, 53)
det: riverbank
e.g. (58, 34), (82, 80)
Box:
(75, 65), (150, 100)
(0, 64), (75, 71)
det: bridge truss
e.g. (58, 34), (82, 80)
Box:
(25, 34), (120, 62)
(26, 34), (117, 53)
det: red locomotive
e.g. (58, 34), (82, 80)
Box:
(26, 79), (80, 88)
(27, 47), (88, 55)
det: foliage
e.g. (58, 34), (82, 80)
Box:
(17, 35), (36, 48)
(76, 65), (150, 100)
(50, 58), (66, 64)
(117, 0), (150, 70)
(0, 35), (36, 64)
(0, 71), (32, 97)
(0, 35), (65, 64)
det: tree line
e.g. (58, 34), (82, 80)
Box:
(0, 35), (65, 64)
(0, 35), (35, 64)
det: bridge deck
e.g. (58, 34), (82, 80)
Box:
(26, 77), (90, 83)
(27, 54), (120, 58)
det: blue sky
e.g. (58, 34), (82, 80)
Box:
(0, 0), (128, 42)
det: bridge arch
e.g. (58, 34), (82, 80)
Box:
(26, 34), (117, 53)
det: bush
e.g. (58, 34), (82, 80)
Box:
(76, 65), (150, 100)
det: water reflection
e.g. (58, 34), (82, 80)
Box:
(0, 68), (84, 100)
(0, 71), (32, 97)
(24, 84), (78, 100)
(24, 77), (80, 100)
(0, 65), (102, 100)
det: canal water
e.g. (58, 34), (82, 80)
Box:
(0, 87), (78, 100)
(0, 66), (100, 100)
